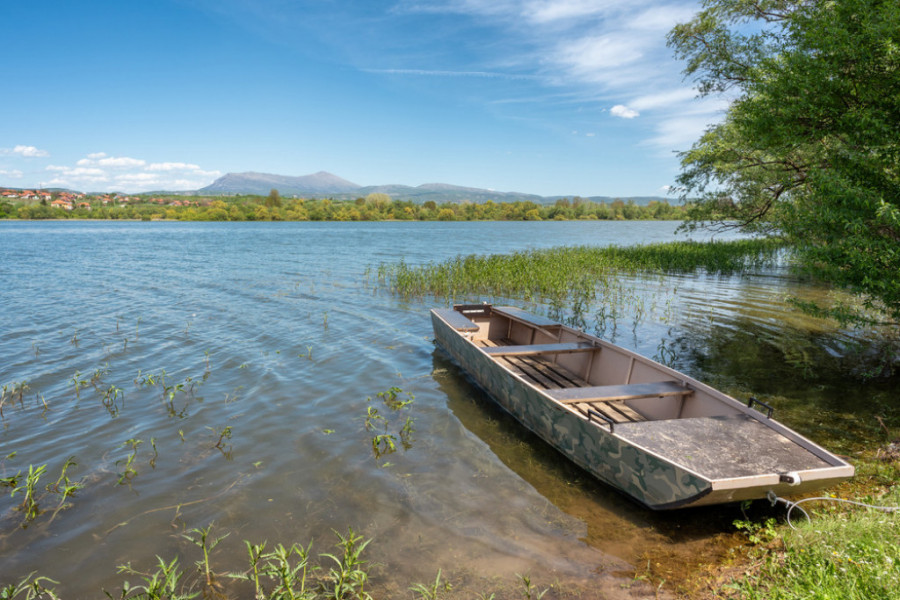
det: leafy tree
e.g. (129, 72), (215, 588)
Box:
(669, 0), (900, 322)
(265, 188), (282, 208)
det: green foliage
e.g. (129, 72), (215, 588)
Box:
(729, 491), (900, 599)
(669, 0), (900, 322)
(364, 387), (416, 460)
(379, 238), (782, 300)
(0, 192), (686, 223)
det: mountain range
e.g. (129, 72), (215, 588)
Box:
(195, 171), (670, 205)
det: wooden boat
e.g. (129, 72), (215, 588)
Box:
(431, 303), (854, 510)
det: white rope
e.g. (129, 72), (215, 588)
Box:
(767, 490), (900, 529)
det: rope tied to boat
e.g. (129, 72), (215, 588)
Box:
(766, 490), (900, 529)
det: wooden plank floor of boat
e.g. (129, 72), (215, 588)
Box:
(477, 338), (644, 424)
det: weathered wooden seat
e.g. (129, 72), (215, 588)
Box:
(483, 342), (595, 356)
(433, 308), (480, 332)
(546, 381), (692, 404)
(492, 306), (560, 328)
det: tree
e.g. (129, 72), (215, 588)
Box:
(265, 188), (282, 208)
(669, 0), (900, 322)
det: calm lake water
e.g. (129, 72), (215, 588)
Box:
(0, 221), (894, 597)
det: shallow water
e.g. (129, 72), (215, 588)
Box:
(0, 220), (893, 596)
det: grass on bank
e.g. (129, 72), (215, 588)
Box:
(721, 481), (900, 600)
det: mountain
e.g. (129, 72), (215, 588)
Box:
(196, 171), (672, 205)
(198, 171), (361, 196)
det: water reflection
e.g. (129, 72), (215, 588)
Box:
(432, 351), (744, 568)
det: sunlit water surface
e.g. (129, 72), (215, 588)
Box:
(0, 221), (893, 597)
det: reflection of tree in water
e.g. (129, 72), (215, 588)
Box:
(664, 319), (900, 453)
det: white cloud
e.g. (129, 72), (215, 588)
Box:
(611, 104), (639, 119)
(14, 145), (50, 158)
(146, 162), (202, 172)
(78, 155), (147, 168)
(1, 145), (50, 157)
(36, 152), (220, 192)
(0, 169), (24, 178)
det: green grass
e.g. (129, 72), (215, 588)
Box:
(377, 238), (785, 302)
(726, 487), (900, 600)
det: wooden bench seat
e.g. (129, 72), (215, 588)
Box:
(546, 380), (692, 404)
(433, 308), (480, 332)
(483, 342), (595, 356)
(492, 306), (560, 327)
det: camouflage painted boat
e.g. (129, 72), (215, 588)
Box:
(431, 304), (854, 510)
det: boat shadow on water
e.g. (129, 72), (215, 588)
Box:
(431, 349), (763, 569)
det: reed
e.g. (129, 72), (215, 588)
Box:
(378, 239), (783, 300)
(378, 238), (784, 333)
(0, 381), (29, 417)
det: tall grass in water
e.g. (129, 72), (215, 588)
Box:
(379, 239), (784, 300)
(377, 239), (784, 331)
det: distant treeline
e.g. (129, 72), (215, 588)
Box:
(0, 193), (686, 222)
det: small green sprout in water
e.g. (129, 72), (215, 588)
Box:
(410, 569), (452, 600)
(208, 425), (233, 459)
(10, 463), (47, 523)
(1, 380), (30, 417)
(365, 387), (416, 460)
(149, 437), (158, 469)
(70, 330), (79, 347)
(116, 438), (143, 485)
(183, 522), (229, 595)
(322, 429), (335, 435)
(70, 371), (88, 399)
(517, 573), (549, 600)
(101, 385), (124, 417)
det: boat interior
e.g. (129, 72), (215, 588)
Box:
(440, 303), (726, 426)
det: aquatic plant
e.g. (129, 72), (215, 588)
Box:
(10, 464), (47, 522)
(377, 239), (784, 332)
(0, 381), (30, 417)
(409, 570), (451, 600)
(184, 523), (229, 595)
(0, 571), (61, 600)
(105, 557), (194, 600)
(319, 528), (372, 600)
(364, 388), (415, 460)
(116, 439), (143, 485)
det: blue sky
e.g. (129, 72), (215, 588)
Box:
(1, 0), (726, 197)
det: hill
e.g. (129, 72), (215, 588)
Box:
(196, 171), (671, 205)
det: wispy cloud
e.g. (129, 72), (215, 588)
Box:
(0, 169), (24, 178)
(386, 0), (719, 152)
(364, 68), (539, 80)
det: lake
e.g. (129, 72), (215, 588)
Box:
(0, 220), (892, 597)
